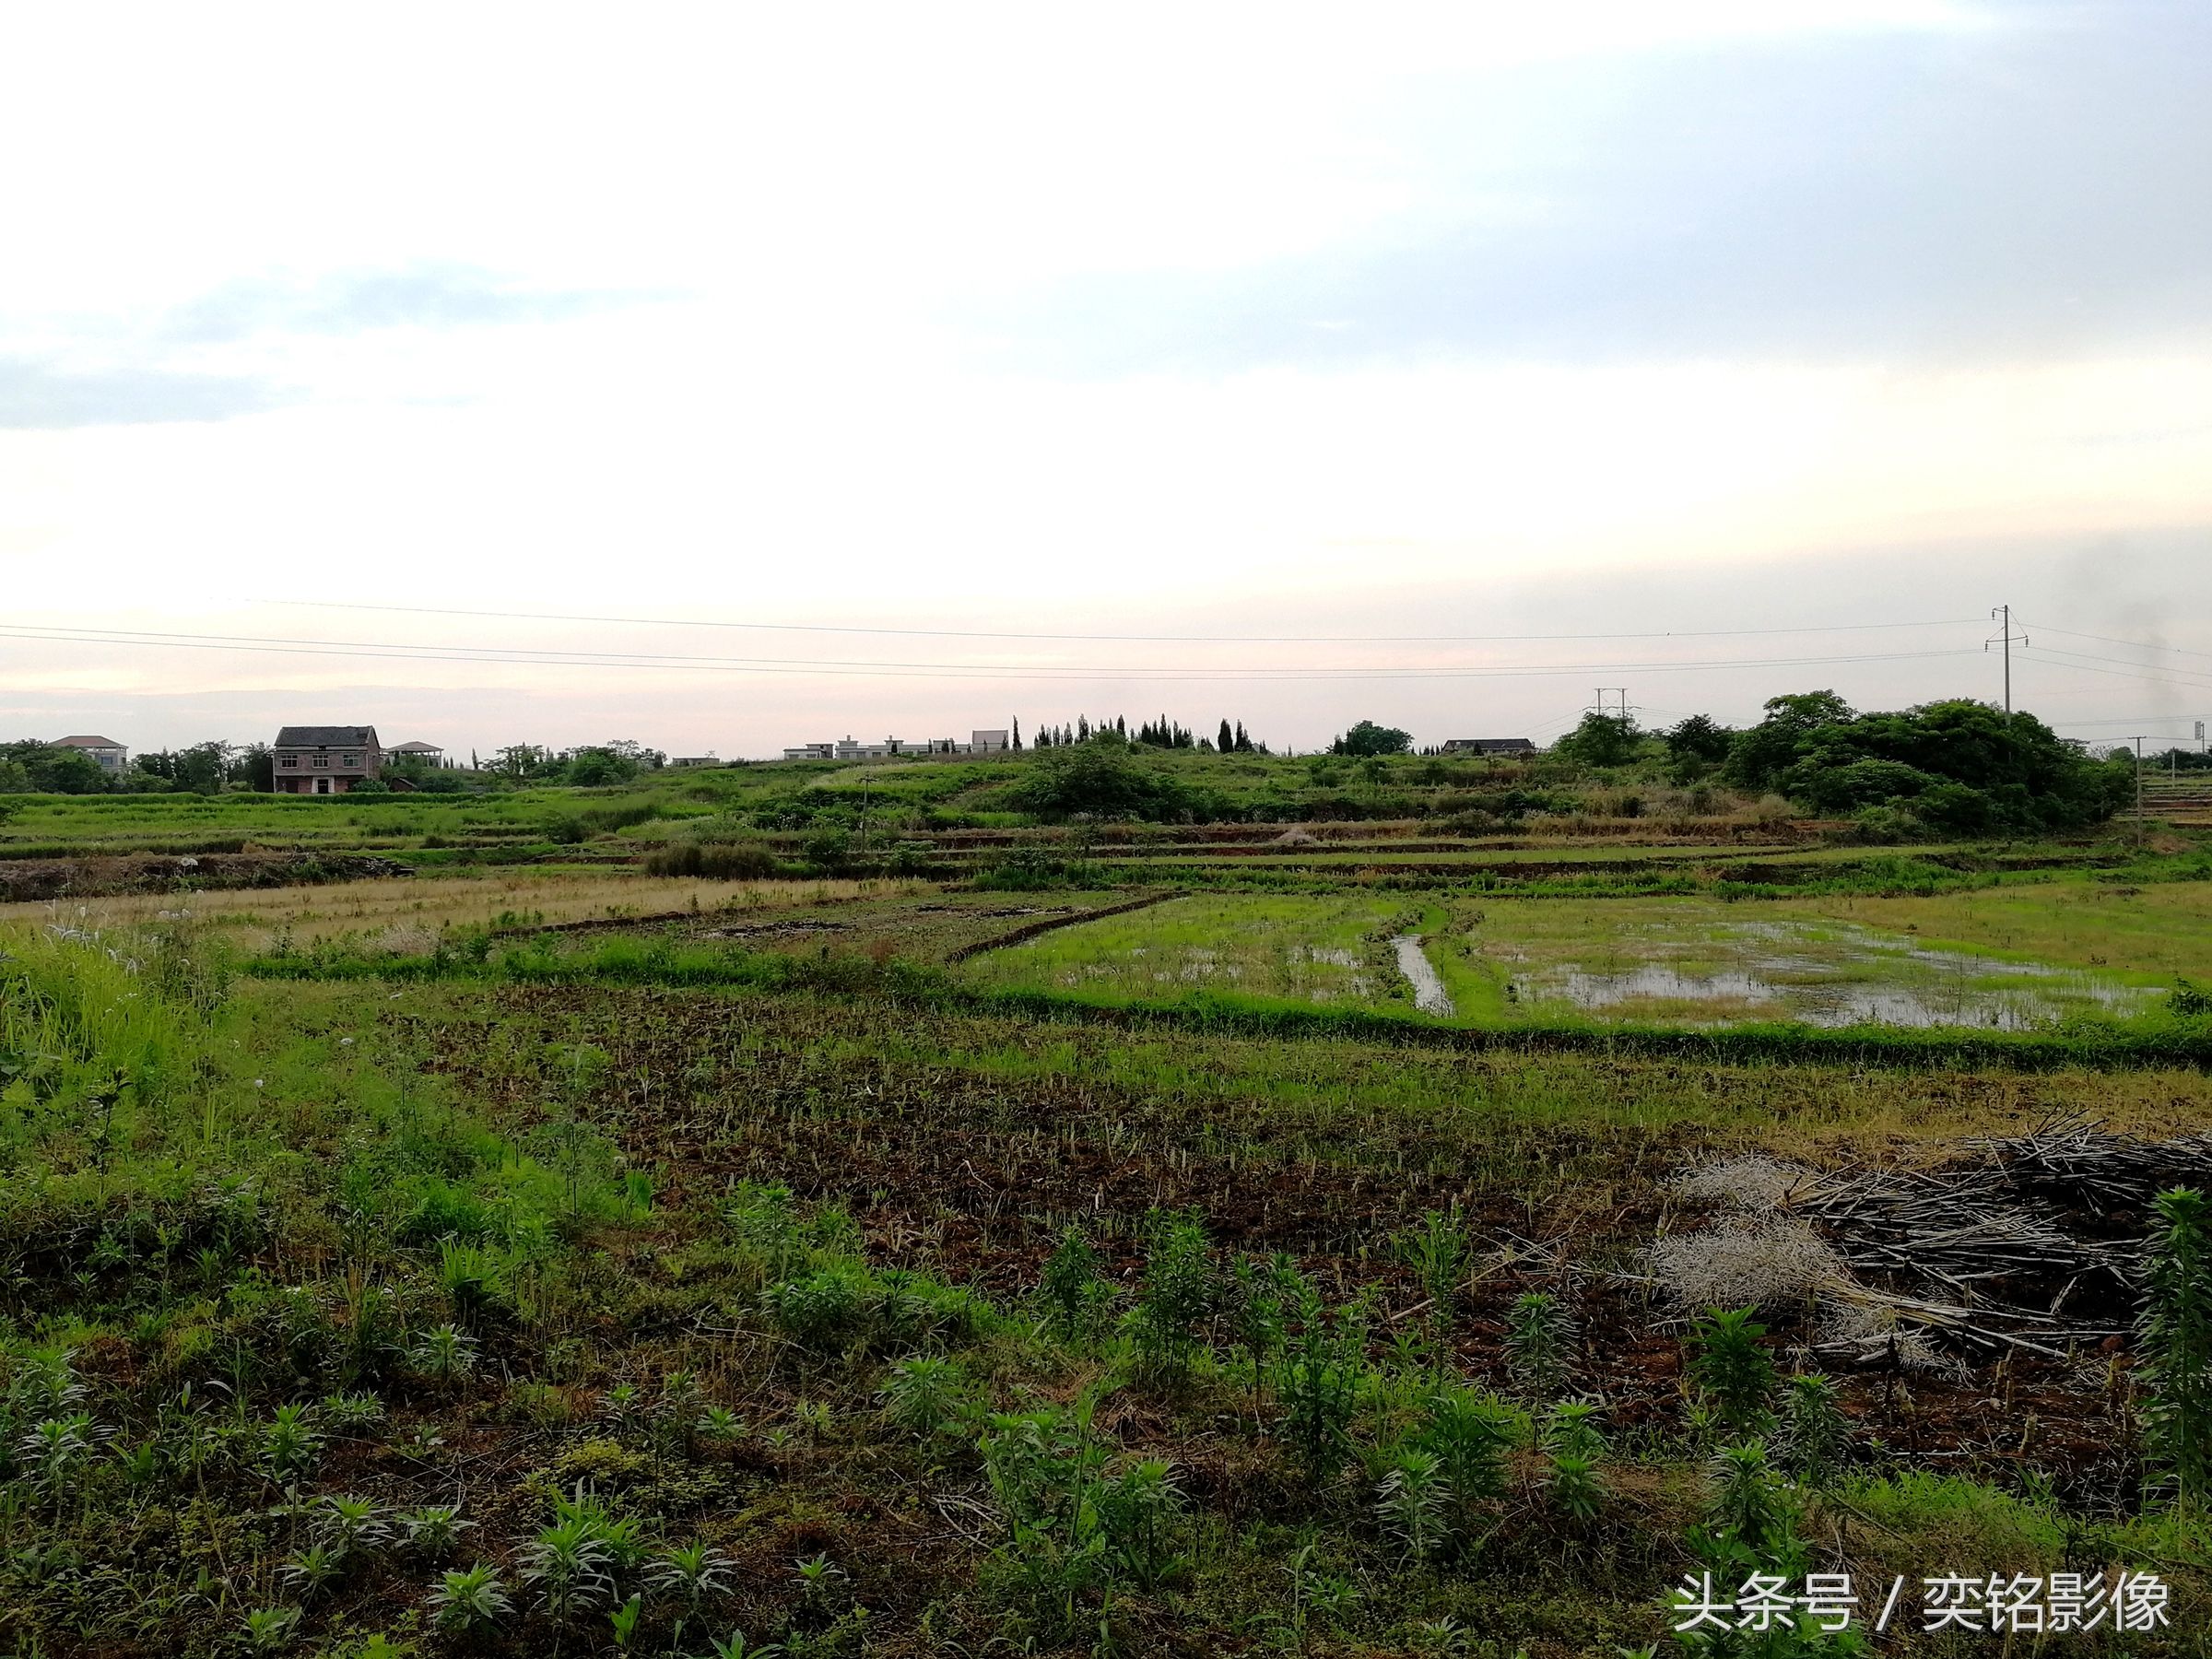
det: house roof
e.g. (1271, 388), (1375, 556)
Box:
(388, 740), (443, 753)
(53, 735), (124, 748)
(275, 725), (380, 747)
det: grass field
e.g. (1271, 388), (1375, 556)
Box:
(4, 782), (2210, 1656)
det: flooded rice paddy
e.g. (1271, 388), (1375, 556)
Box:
(1498, 919), (2159, 1030)
(969, 893), (2179, 1030)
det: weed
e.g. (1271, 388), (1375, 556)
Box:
(879, 1354), (972, 1440)
(1687, 1307), (1778, 1432)
(399, 1503), (472, 1559)
(2141, 1186), (2211, 1503)
(522, 1514), (617, 1622)
(1376, 1448), (1453, 1562)
(1777, 1373), (1852, 1486)
(1503, 1289), (1573, 1397)
(429, 1562), (511, 1632)
(1039, 1222), (1110, 1336)
(1128, 1212), (1218, 1383)
(651, 1539), (737, 1606)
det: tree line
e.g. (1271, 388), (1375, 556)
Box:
(1547, 692), (2134, 833)
(1029, 715), (1266, 754)
(0, 737), (671, 795)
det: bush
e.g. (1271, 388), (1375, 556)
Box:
(2141, 1186), (2211, 1503)
(1006, 739), (1198, 822)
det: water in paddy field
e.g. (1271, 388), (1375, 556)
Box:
(1393, 935), (1455, 1016)
(1510, 920), (2159, 1030)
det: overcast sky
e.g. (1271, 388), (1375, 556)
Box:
(4, 1), (2207, 758)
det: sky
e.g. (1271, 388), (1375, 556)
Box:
(3, 1), (2208, 759)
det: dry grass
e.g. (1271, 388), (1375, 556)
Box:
(0, 870), (927, 950)
(1647, 1217), (1851, 1312)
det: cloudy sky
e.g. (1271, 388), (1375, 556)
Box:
(4, 1), (2207, 758)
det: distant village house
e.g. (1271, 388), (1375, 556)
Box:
(53, 735), (128, 776)
(785, 729), (1011, 760)
(271, 725), (383, 794)
(386, 740), (446, 766)
(1438, 737), (1538, 757)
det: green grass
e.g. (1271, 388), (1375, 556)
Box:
(962, 892), (1418, 1008)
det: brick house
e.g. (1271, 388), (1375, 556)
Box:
(272, 725), (383, 794)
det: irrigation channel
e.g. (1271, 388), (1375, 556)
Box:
(1392, 933), (1454, 1016)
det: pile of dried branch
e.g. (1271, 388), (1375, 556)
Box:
(1964, 1110), (2212, 1218)
(1654, 1114), (2207, 1364)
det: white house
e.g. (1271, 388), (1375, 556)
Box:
(53, 735), (128, 776)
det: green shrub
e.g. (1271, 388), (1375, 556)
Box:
(1503, 1290), (1572, 1397)
(1687, 1307), (1777, 1432)
(2142, 1186), (2211, 1503)
(1128, 1214), (1218, 1382)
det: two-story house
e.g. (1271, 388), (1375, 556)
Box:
(272, 725), (383, 794)
(53, 735), (128, 777)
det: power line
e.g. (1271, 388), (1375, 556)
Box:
(2018, 619), (2212, 665)
(2017, 644), (2212, 694)
(2049, 715), (2205, 729)
(270, 598), (1989, 648)
(0, 622), (1994, 684)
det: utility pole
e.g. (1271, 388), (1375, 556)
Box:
(1986, 606), (2028, 714)
(1590, 688), (1630, 721)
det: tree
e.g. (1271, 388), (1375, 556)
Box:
(1006, 738), (1194, 821)
(0, 741), (111, 794)
(1723, 691), (1856, 790)
(1664, 714), (1735, 766)
(1218, 718), (1234, 754)
(232, 743), (275, 793)
(1330, 721), (1411, 758)
(1012, 717), (1022, 751)
(1551, 712), (1641, 768)
(565, 747), (642, 787)
(1728, 693), (2125, 832)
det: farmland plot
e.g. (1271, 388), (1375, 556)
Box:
(1430, 891), (2197, 1030)
(960, 891), (1422, 1007)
